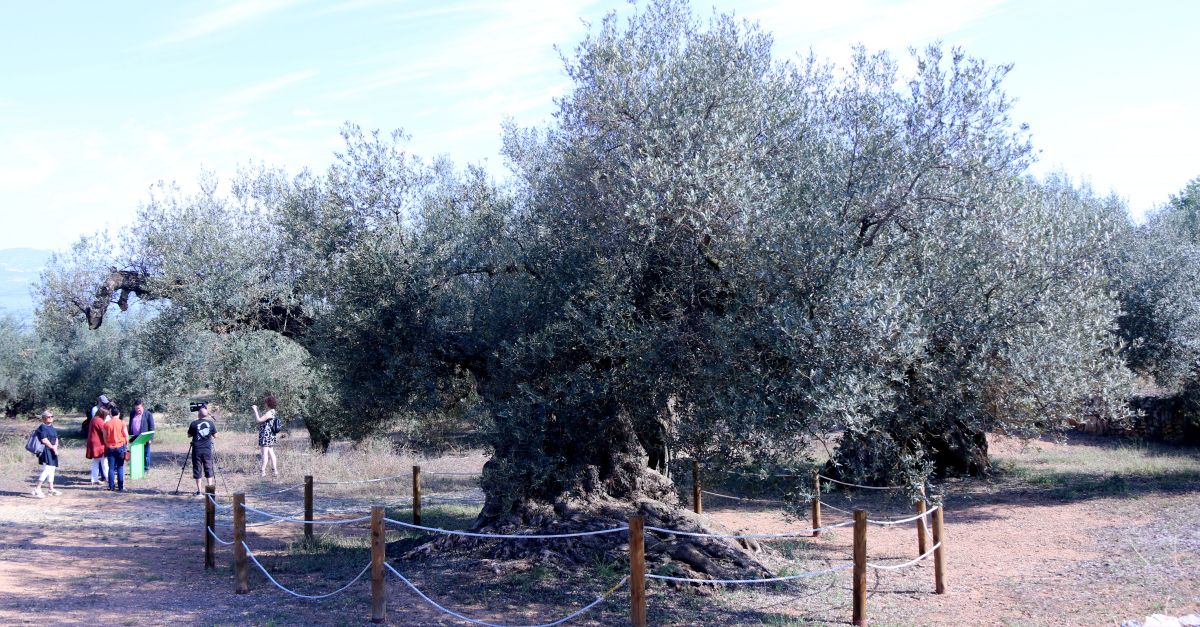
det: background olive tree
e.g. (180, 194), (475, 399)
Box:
(1114, 177), (1200, 427)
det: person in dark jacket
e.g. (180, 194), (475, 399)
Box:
(32, 410), (60, 498)
(128, 400), (156, 471)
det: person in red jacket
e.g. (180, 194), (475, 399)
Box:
(86, 408), (110, 485)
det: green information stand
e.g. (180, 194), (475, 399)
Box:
(129, 431), (155, 480)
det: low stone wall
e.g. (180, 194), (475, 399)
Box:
(1075, 395), (1200, 444)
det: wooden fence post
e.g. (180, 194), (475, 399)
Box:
(852, 509), (867, 627)
(371, 506), (386, 623)
(932, 504), (946, 594)
(204, 485), (215, 570)
(691, 460), (701, 515)
(915, 485), (928, 557)
(629, 515), (646, 627)
(233, 493), (249, 594)
(304, 475), (314, 542)
(412, 465), (422, 525)
(811, 472), (822, 537)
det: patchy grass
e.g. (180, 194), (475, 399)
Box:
(991, 434), (1200, 501)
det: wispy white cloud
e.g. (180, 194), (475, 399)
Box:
(219, 70), (318, 107)
(152, 0), (307, 47)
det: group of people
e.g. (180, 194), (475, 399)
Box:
(29, 393), (280, 499)
(29, 395), (155, 498)
(84, 394), (156, 492)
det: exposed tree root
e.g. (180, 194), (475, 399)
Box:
(401, 495), (774, 585)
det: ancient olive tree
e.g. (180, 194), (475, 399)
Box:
(41, 2), (1135, 572)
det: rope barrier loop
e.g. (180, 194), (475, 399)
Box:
(386, 562), (625, 627)
(207, 525), (234, 546)
(644, 521), (853, 540)
(699, 490), (785, 505)
(384, 517), (629, 539)
(205, 493), (233, 512)
(817, 474), (907, 491)
(646, 563), (852, 584)
(312, 474), (409, 485)
(241, 541), (372, 600)
(866, 505), (939, 527)
(865, 542), (941, 571)
(243, 503), (372, 526)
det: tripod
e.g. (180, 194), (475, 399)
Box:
(174, 442), (194, 495)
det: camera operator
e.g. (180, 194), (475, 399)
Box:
(186, 403), (218, 496)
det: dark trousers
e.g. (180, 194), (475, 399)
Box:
(106, 446), (126, 490)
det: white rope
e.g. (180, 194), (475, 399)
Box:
(243, 504), (371, 526)
(421, 471), (482, 477)
(646, 563), (853, 584)
(316, 501), (412, 514)
(816, 500), (855, 515)
(313, 474), (408, 485)
(210, 484), (305, 498)
(643, 521), (853, 540)
(205, 493), (234, 512)
(710, 468), (802, 478)
(817, 474), (906, 491)
(384, 517), (629, 539)
(700, 490), (785, 505)
(242, 541), (371, 600)
(867, 505), (939, 527)
(246, 484), (305, 496)
(207, 526), (234, 546)
(386, 562), (624, 627)
(866, 542), (941, 570)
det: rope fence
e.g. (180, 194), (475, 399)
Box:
(207, 525), (234, 546)
(646, 563), (853, 584)
(866, 542), (942, 571)
(201, 464), (948, 626)
(386, 563), (626, 627)
(644, 521), (854, 539)
(243, 542), (373, 600)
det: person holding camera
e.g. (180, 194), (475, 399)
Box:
(103, 406), (130, 491)
(187, 403), (218, 496)
(253, 395), (280, 477)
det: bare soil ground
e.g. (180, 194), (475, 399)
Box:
(1, 419), (1196, 626)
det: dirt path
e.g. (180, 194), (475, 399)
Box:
(0, 432), (464, 626)
(1, 428), (1197, 626)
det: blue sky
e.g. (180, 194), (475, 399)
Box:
(2, 0), (1197, 252)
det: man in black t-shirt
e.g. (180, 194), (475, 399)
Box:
(186, 405), (218, 496)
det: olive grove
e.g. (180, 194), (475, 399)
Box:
(33, 0), (1146, 551)
(1114, 178), (1200, 424)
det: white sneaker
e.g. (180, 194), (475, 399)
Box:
(48, 489), (61, 496)
(32, 488), (45, 499)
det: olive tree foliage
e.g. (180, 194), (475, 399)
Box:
(488, 1), (1132, 495)
(0, 315), (55, 416)
(37, 0), (1135, 518)
(1115, 178), (1200, 412)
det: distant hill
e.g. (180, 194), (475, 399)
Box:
(0, 248), (52, 321)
